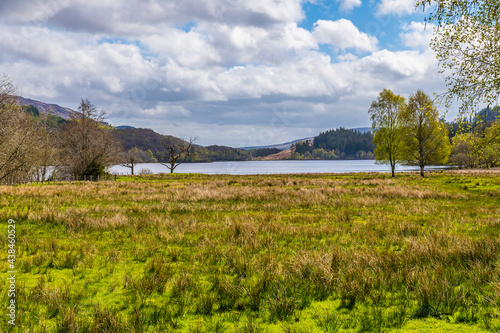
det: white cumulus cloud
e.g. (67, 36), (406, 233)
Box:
(400, 21), (435, 50)
(313, 19), (378, 53)
(376, 0), (415, 16)
(338, 0), (362, 12)
(0, 0), (449, 146)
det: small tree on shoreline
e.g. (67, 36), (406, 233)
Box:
(121, 147), (141, 175)
(368, 89), (406, 177)
(400, 90), (451, 177)
(154, 137), (196, 173)
(58, 99), (121, 180)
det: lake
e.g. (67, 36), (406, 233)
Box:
(110, 160), (449, 175)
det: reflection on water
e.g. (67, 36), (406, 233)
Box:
(110, 160), (449, 176)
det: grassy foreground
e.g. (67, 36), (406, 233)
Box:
(0, 171), (499, 332)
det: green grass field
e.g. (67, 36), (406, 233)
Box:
(0, 170), (499, 332)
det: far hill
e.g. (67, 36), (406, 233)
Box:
(241, 137), (315, 150)
(16, 96), (376, 162)
(15, 96), (76, 119)
(290, 127), (375, 160)
(114, 127), (255, 163)
(15, 96), (266, 163)
(241, 128), (371, 150)
(256, 149), (293, 160)
(114, 127), (167, 153)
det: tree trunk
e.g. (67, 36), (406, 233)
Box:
(391, 163), (395, 178)
(420, 164), (425, 177)
(131, 163), (134, 175)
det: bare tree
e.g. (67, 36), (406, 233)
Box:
(58, 99), (121, 180)
(154, 137), (196, 173)
(0, 75), (45, 184)
(0, 74), (16, 105)
(121, 147), (141, 175)
(33, 125), (58, 182)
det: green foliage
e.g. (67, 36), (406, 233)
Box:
(417, 0), (500, 113)
(400, 90), (451, 176)
(446, 106), (500, 168)
(312, 148), (337, 160)
(476, 106), (500, 123)
(480, 120), (500, 166)
(368, 89), (406, 177)
(197, 145), (251, 162)
(22, 104), (40, 117)
(42, 114), (68, 127)
(449, 132), (481, 168)
(293, 140), (313, 155)
(369, 90), (452, 177)
(82, 159), (106, 178)
(445, 106), (500, 139)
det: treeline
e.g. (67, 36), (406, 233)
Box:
(0, 79), (122, 184)
(446, 106), (500, 168)
(0, 75), (287, 183)
(291, 128), (374, 160)
(369, 89), (500, 177)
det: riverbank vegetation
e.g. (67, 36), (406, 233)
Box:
(369, 89), (499, 177)
(1, 171), (499, 332)
(447, 107), (500, 169)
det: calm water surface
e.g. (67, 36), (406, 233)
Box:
(110, 160), (448, 175)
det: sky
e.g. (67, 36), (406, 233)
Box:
(0, 0), (447, 147)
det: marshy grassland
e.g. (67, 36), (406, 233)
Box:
(0, 170), (499, 332)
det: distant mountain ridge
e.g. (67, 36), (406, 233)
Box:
(14, 96), (76, 119)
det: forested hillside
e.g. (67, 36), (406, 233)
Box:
(114, 127), (254, 163)
(291, 128), (374, 160)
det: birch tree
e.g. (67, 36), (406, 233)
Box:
(417, 0), (500, 113)
(400, 90), (451, 177)
(368, 89), (406, 177)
